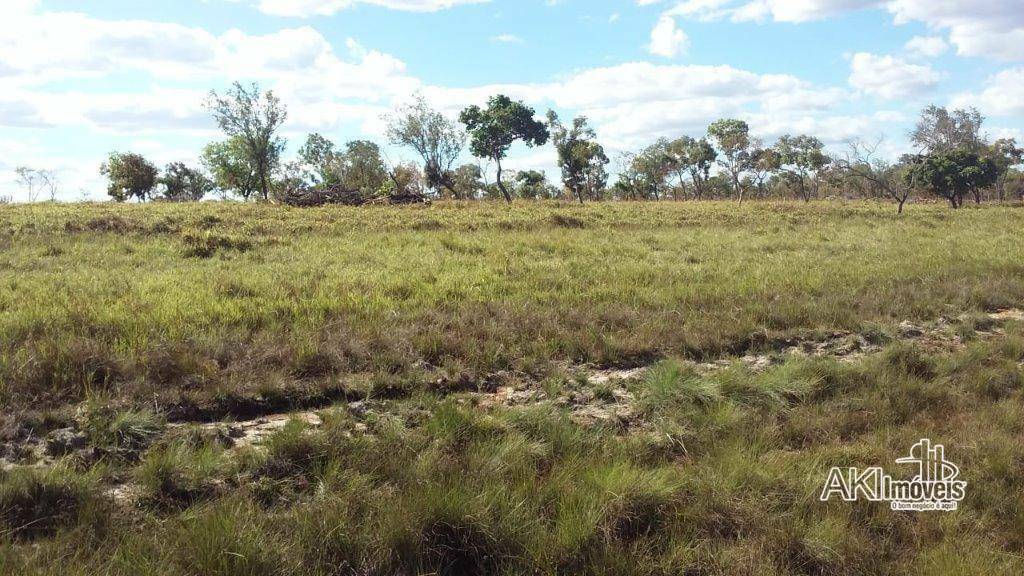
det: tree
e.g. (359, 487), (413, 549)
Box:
(336, 140), (389, 200)
(748, 147), (781, 198)
(14, 166), (58, 202)
(514, 170), (560, 200)
(201, 138), (260, 200)
(459, 95), (549, 204)
(838, 139), (914, 214)
(547, 112), (609, 204)
(991, 138), (1024, 202)
(775, 134), (830, 202)
(665, 136), (717, 200)
(614, 148), (668, 201)
(100, 152), (158, 202)
(206, 82), (287, 201)
(160, 162), (213, 202)
(387, 94), (466, 197)
(911, 105), (984, 154)
(708, 119), (754, 203)
(904, 148), (1000, 209)
(451, 164), (485, 200)
(297, 133), (340, 186)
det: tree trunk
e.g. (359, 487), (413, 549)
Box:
(496, 159), (512, 204)
(897, 196), (906, 215)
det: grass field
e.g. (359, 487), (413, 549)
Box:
(2, 200), (1024, 574)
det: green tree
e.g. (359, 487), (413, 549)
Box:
(708, 119), (753, 203)
(386, 94), (465, 197)
(775, 134), (830, 202)
(459, 95), (549, 204)
(206, 82), (287, 201)
(201, 137), (260, 200)
(665, 136), (717, 199)
(160, 162), (213, 202)
(337, 140), (388, 199)
(514, 170), (559, 200)
(297, 133), (340, 186)
(451, 164), (485, 200)
(748, 147), (781, 198)
(991, 138), (1023, 202)
(547, 112), (609, 204)
(904, 148), (1000, 208)
(100, 152), (158, 202)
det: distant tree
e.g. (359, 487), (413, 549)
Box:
(991, 138), (1024, 202)
(513, 170), (560, 200)
(665, 136), (717, 200)
(775, 134), (830, 202)
(708, 119), (754, 203)
(615, 148), (668, 201)
(748, 147), (781, 198)
(100, 152), (158, 202)
(297, 133), (340, 186)
(911, 105), (985, 154)
(387, 94), (465, 197)
(838, 138), (914, 214)
(160, 162), (213, 202)
(336, 140), (388, 199)
(206, 82), (287, 201)
(459, 95), (549, 204)
(450, 164), (485, 200)
(904, 148), (1000, 208)
(387, 162), (427, 199)
(201, 137), (260, 200)
(547, 112), (609, 204)
(14, 166), (58, 202)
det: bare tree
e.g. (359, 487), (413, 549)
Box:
(838, 138), (914, 215)
(910, 105), (985, 154)
(14, 166), (58, 202)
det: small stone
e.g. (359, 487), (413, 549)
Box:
(348, 401), (368, 417)
(45, 428), (87, 456)
(898, 321), (924, 338)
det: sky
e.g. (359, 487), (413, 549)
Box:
(1, 0), (1022, 200)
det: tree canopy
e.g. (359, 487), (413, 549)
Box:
(460, 95), (549, 204)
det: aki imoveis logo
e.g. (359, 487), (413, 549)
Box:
(820, 439), (967, 511)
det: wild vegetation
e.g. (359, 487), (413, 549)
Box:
(1, 199), (1023, 574)
(9, 84), (1010, 210)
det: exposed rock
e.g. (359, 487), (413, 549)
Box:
(45, 428), (87, 456)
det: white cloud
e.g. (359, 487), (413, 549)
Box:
(904, 36), (948, 58)
(648, 15), (689, 58)
(654, 0), (1024, 60)
(255, 0), (488, 17)
(951, 67), (1024, 117)
(848, 52), (942, 99)
(491, 34), (523, 43)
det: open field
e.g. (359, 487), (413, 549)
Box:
(3, 201), (1024, 574)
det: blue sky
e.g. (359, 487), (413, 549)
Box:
(1, 0), (1022, 200)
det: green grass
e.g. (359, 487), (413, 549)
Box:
(3, 331), (1024, 574)
(2, 200), (1023, 415)
(2, 200), (1024, 574)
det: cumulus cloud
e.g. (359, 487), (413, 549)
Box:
(951, 67), (1024, 117)
(651, 0), (1024, 60)
(904, 36), (948, 58)
(648, 15), (689, 58)
(848, 52), (942, 99)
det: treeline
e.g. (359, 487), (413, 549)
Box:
(93, 83), (1024, 213)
